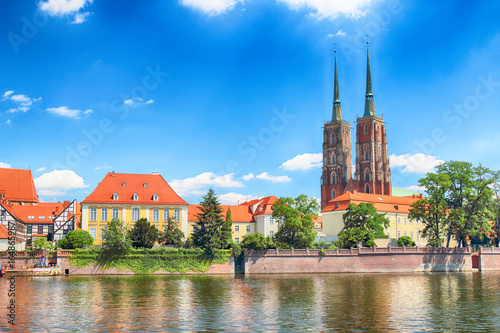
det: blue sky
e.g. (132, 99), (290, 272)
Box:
(1, 0), (499, 205)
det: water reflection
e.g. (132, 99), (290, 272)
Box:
(1, 272), (500, 332)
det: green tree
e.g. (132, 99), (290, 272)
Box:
(491, 171), (500, 247)
(409, 172), (450, 247)
(272, 195), (319, 249)
(102, 219), (131, 255)
(191, 188), (225, 255)
(32, 237), (55, 251)
(58, 230), (94, 249)
(220, 208), (234, 249)
(241, 232), (274, 250)
(397, 236), (416, 247)
(159, 217), (184, 246)
(129, 218), (159, 249)
(336, 203), (389, 248)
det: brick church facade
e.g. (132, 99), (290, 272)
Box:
(321, 45), (391, 209)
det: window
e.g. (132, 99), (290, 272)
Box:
(235, 238), (239, 243)
(113, 193), (118, 200)
(100, 227), (106, 241)
(38, 216), (45, 219)
(163, 209), (170, 222)
(404, 217), (407, 224)
(27, 226), (32, 234)
(270, 217), (274, 224)
(133, 193), (138, 201)
(331, 172), (336, 184)
(365, 184), (370, 193)
(153, 194), (158, 201)
(331, 155), (336, 164)
(417, 231), (420, 241)
(122, 182), (126, 186)
(404, 231), (407, 236)
(246, 226), (251, 232)
(364, 125), (368, 135)
(28, 216), (34, 219)
(332, 189), (336, 199)
(101, 208), (108, 222)
(174, 209), (180, 223)
(270, 231), (274, 237)
(409, 219), (413, 225)
(132, 208), (140, 222)
(152, 209), (159, 223)
(365, 152), (369, 160)
(143, 183), (148, 187)
(397, 231), (401, 238)
(235, 225), (239, 232)
(90, 228), (97, 239)
(331, 133), (335, 144)
(38, 225), (43, 234)
(48, 225), (53, 233)
(90, 208), (97, 222)
(410, 231), (414, 240)
(397, 217), (401, 224)
(112, 208), (119, 220)
(365, 171), (370, 181)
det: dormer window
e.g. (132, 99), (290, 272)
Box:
(122, 182), (126, 186)
(153, 194), (158, 201)
(113, 193), (118, 200)
(143, 183), (148, 187)
(133, 193), (138, 201)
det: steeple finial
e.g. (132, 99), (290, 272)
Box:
(363, 41), (376, 117)
(332, 48), (343, 121)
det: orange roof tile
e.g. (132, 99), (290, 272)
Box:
(322, 190), (423, 214)
(188, 205), (255, 223)
(0, 168), (38, 203)
(82, 172), (187, 205)
(7, 201), (72, 224)
(0, 225), (9, 239)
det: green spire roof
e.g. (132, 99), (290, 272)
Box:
(332, 50), (343, 121)
(363, 44), (376, 117)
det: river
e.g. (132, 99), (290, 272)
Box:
(1, 272), (499, 332)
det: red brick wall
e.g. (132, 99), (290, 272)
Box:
(478, 247), (500, 271)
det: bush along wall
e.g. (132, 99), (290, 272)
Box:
(69, 248), (232, 274)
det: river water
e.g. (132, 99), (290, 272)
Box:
(1, 272), (499, 332)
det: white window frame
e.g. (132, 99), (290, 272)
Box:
(152, 209), (159, 223)
(101, 208), (108, 222)
(235, 225), (239, 232)
(89, 228), (97, 240)
(133, 193), (138, 201)
(112, 208), (119, 220)
(90, 208), (97, 222)
(132, 208), (140, 222)
(174, 209), (180, 223)
(246, 225), (251, 232)
(163, 209), (170, 222)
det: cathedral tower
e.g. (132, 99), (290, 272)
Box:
(321, 50), (353, 209)
(354, 43), (391, 195)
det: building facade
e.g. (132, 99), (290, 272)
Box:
(321, 45), (391, 209)
(81, 172), (189, 244)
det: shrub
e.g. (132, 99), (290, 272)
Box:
(398, 236), (416, 247)
(58, 230), (94, 249)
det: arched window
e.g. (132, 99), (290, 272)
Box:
(113, 193), (118, 200)
(133, 193), (138, 201)
(174, 209), (180, 223)
(152, 209), (159, 222)
(364, 125), (368, 135)
(101, 208), (108, 222)
(331, 154), (336, 165)
(365, 152), (369, 160)
(132, 208), (140, 222)
(365, 184), (370, 193)
(112, 208), (119, 220)
(332, 189), (336, 199)
(331, 172), (337, 184)
(90, 208), (97, 222)
(365, 170), (370, 181)
(153, 194), (158, 201)
(163, 209), (170, 222)
(331, 133), (335, 144)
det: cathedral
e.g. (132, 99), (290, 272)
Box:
(321, 44), (392, 209)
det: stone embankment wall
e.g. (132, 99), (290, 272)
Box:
(478, 247), (500, 271)
(244, 247), (473, 274)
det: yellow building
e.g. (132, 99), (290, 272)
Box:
(81, 172), (188, 244)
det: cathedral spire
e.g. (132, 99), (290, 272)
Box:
(332, 49), (343, 121)
(363, 42), (376, 117)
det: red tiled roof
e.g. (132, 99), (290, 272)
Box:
(0, 168), (38, 203)
(188, 205), (254, 223)
(0, 225), (9, 239)
(7, 201), (73, 224)
(322, 190), (423, 214)
(82, 173), (187, 205)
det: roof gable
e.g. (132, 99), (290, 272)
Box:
(0, 168), (38, 203)
(0, 225), (9, 239)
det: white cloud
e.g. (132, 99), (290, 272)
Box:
(95, 163), (111, 170)
(334, 29), (346, 36)
(6, 107), (29, 113)
(72, 11), (90, 24)
(34, 169), (89, 196)
(280, 153), (323, 170)
(218, 192), (255, 205)
(36, 167), (46, 172)
(390, 153), (445, 173)
(2, 91), (14, 99)
(2, 90), (41, 113)
(38, 0), (92, 15)
(6, 120), (11, 125)
(46, 106), (93, 119)
(405, 185), (425, 192)
(255, 172), (291, 183)
(0, 162), (12, 168)
(170, 172), (244, 196)
(277, 0), (373, 19)
(242, 173), (255, 181)
(180, 0), (242, 15)
(123, 97), (154, 106)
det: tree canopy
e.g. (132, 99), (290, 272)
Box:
(102, 218), (131, 255)
(129, 218), (159, 249)
(58, 229), (94, 249)
(272, 195), (319, 249)
(158, 217), (184, 246)
(241, 232), (275, 250)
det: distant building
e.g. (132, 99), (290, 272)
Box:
(321, 46), (391, 209)
(321, 190), (427, 246)
(81, 172), (189, 244)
